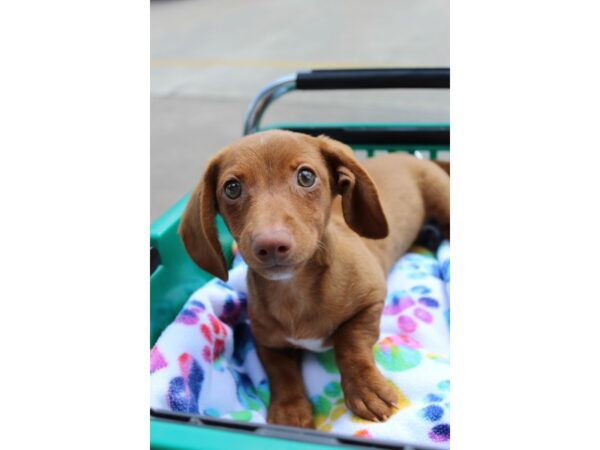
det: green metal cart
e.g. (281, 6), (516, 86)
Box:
(150, 68), (450, 450)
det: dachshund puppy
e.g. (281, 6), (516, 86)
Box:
(179, 130), (450, 427)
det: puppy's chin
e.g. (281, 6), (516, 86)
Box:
(255, 266), (295, 281)
(263, 270), (294, 281)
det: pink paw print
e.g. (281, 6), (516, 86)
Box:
(385, 292), (439, 334)
(200, 313), (228, 363)
(379, 333), (422, 350)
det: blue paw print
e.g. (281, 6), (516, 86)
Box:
(419, 379), (450, 443)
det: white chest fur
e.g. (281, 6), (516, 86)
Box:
(286, 337), (332, 352)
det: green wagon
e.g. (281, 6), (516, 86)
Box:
(151, 68), (450, 450)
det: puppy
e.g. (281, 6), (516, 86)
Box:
(179, 130), (450, 428)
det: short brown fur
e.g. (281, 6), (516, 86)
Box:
(179, 130), (450, 427)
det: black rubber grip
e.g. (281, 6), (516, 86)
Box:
(296, 68), (449, 90)
(281, 126), (450, 146)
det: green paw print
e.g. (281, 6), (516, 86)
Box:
(315, 350), (339, 374)
(229, 410), (253, 421)
(311, 381), (346, 431)
(373, 342), (422, 372)
(256, 378), (270, 405)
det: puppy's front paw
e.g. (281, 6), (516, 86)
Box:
(267, 395), (313, 428)
(342, 370), (398, 422)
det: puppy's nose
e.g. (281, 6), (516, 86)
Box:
(251, 231), (292, 264)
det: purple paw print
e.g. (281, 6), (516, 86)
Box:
(174, 300), (206, 325)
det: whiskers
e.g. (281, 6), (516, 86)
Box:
(312, 237), (331, 268)
(316, 238), (328, 253)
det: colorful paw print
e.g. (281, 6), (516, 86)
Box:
(228, 368), (264, 411)
(353, 429), (373, 438)
(200, 313), (228, 367)
(167, 353), (204, 413)
(256, 378), (270, 406)
(426, 352), (449, 364)
(373, 334), (422, 372)
(397, 248), (436, 272)
(383, 293), (414, 315)
(404, 246), (444, 279)
(384, 289), (440, 335)
(311, 381), (346, 431)
(174, 300), (206, 325)
(203, 407), (220, 417)
(229, 410), (253, 421)
(314, 350), (339, 374)
(150, 345), (167, 374)
(206, 407), (260, 424)
(418, 379), (450, 443)
(379, 333), (421, 349)
(440, 259), (450, 283)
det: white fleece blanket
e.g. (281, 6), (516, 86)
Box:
(150, 242), (450, 448)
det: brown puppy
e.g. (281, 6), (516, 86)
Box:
(179, 130), (450, 428)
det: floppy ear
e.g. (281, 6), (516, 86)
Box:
(317, 135), (389, 239)
(178, 155), (229, 281)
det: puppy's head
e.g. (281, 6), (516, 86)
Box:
(179, 130), (388, 281)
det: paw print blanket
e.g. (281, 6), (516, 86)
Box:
(150, 242), (450, 448)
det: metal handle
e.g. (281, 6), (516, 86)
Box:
(296, 68), (449, 90)
(243, 68), (450, 135)
(243, 74), (296, 135)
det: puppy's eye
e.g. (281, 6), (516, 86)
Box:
(297, 168), (316, 188)
(224, 180), (242, 199)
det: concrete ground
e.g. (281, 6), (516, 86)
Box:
(151, 0), (449, 220)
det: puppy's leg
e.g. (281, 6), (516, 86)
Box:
(255, 344), (313, 428)
(333, 303), (398, 422)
